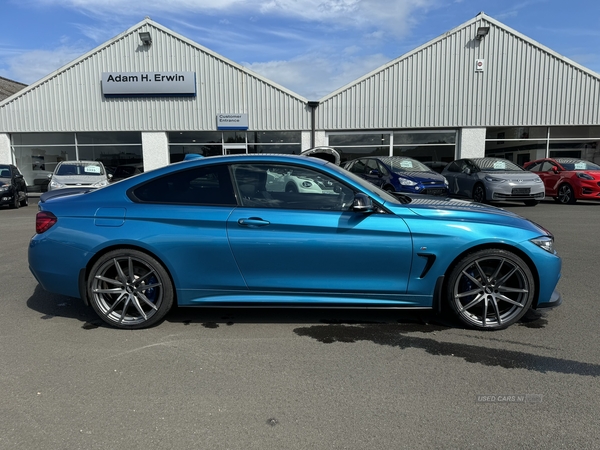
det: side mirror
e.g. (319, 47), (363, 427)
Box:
(108, 174), (113, 180)
(368, 169), (381, 177)
(552, 166), (559, 174)
(352, 193), (375, 213)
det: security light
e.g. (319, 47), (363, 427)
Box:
(139, 31), (152, 45)
(476, 27), (490, 40)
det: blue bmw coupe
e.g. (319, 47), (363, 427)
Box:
(29, 154), (562, 330)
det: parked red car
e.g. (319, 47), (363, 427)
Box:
(524, 157), (600, 204)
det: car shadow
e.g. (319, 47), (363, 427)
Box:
(26, 284), (549, 332)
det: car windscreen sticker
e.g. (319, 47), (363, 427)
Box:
(400, 160), (413, 168)
(493, 161), (507, 169)
(575, 162), (586, 170)
(85, 166), (101, 174)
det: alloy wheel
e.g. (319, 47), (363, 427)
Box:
(89, 251), (173, 328)
(448, 250), (534, 329)
(557, 184), (576, 204)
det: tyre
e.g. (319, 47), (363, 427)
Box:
(446, 249), (535, 330)
(9, 193), (19, 209)
(285, 183), (298, 193)
(523, 200), (538, 206)
(88, 249), (174, 329)
(20, 193), (28, 207)
(472, 184), (486, 203)
(556, 184), (576, 204)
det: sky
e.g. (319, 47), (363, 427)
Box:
(1, 0), (599, 100)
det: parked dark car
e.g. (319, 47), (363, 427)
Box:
(344, 156), (449, 195)
(524, 157), (600, 204)
(0, 164), (28, 209)
(29, 154), (561, 331)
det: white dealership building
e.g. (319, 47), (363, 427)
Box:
(1, 12), (599, 189)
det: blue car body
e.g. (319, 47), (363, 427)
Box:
(28, 154), (561, 329)
(345, 156), (449, 195)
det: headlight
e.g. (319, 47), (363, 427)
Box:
(301, 181), (313, 188)
(531, 236), (555, 254)
(484, 175), (506, 183)
(443, 177), (449, 186)
(49, 180), (65, 189)
(398, 178), (417, 186)
(577, 172), (594, 180)
(92, 180), (109, 188)
(0, 185), (9, 192)
(533, 177), (543, 183)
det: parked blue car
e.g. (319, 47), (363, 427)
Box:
(345, 156), (449, 195)
(29, 154), (561, 330)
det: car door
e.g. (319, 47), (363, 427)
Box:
(226, 162), (413, 298)
(363, 158), (385, 188)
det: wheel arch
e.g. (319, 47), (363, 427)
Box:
(440, 242), (541, 309)
(79, 243), (178, 307)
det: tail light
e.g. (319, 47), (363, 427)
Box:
(36, 211), (57, 234)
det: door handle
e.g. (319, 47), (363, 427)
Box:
(237, 217), (270, 227)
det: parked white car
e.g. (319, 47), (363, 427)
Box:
(48, 161), (111, 191)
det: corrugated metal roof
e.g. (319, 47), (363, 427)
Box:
(317, 13), (600, 129)
(0, 19), (311, 132)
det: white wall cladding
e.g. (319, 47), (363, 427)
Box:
(0, 21), (311, 132)
(318, 14), (600, 130)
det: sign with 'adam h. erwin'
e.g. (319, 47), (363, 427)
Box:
(101, 72), (196, 97)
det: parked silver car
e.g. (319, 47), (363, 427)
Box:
(442, 158), (545, 206)
(48, 161), (111, 191)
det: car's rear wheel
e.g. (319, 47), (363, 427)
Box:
(88, 249), (174, 329)
(556, 184), (576, 204)
(446, 249), (535, 330)
(472, 184), (486, 203)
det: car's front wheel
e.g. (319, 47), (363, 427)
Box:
(88, 249), (174, 329)
(472, 184), (486, 203)
(555, 184), (576, 204)
(446, 249), (535, 330)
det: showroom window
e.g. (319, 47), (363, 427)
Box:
(485, 126), (600, 166)
(328, 130), (457, 165)
(11, 132), (142, 191)
(168, 131), (301, 162)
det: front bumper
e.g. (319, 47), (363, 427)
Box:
(490, 183), (545, 201)
(535, 289), (562, 309)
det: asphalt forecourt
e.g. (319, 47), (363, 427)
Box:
(0, 198), (598, 449)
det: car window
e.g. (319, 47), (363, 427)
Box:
(444, 162), (461, 173)
(56, 163), (105, 176)
(377, 161), (390, 176)
(365, 159), (379, 173)
(131, 164), (237, 205)
(348, 159), (367, 175)
(541, 161), (556, 172)
(233, 163), (354, 211)
(527, 162), (543, 172)
(555, 158), (600, 171)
